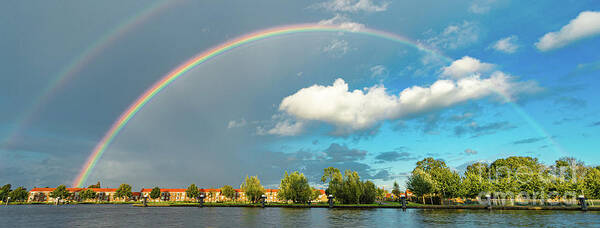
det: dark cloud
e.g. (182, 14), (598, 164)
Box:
(513, 137), (546, 144)
(589, 121), (600, 127)
(323, 143), (367, 162)
(375, 151), (417, 163)
(454, 121), (515, 137)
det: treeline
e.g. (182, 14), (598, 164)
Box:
(405, 156), (600, 204)
(0, 184), (28, 202)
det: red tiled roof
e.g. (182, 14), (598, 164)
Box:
(140, 188), (186, 193)
(265, 189), (279, 193)
(200, 189), (221, 192)
(30, 188), (116, 193)
(318, 189), (325, 194)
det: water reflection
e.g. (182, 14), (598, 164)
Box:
(1, 205), (599, 227)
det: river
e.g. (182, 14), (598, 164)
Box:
(2, 205), (599, 227)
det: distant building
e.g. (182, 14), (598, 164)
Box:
(28, 188), (139, 203)
(29, 187), (327, 203)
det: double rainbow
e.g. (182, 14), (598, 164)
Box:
(72, 24), (452, 187)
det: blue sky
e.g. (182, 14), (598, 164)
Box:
(1, 0), (599, 190)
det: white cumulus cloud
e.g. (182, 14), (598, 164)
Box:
(492, 35), (519, 53)
(257, 119), (305, 136)
(535, 11), (600, 51)
(227, 118), (247, 128)
(319, 0), (389, 13)
(423, 21), (480, 50)
(318, 14), (365, 32)
(441, 56), (494, 79)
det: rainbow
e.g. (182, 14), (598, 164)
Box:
(72, 24), (453, 187)
(1, 0), (178, 148)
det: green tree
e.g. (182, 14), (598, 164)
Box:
(311, 188), (322, 201)
(0, 184), (11, 202)
(186, 184), (200, 201)
(79, 189), (96, 201)
(278, 171), (313, 203)
(115, 184), (133, 201)
(360, 180), (377, 204)
(8, 187), (28, 202)
(49, 185), (71, 200)
(221, 185), (236, 201)
(150, 187), (161, 200)
(584, 167), (600, 199)
(461, 162), (491, 198)
(406, 168), (434, 204)
(392, 181), (401, 201)
(241, 176), (265, 203)
(87, 181), (101, 188)
(321, 167), (343, 198)
(376, 187), (387, 201)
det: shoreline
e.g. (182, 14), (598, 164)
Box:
(4, 202), (598, 211)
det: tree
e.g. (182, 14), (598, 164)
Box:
(79, 189), (96, 201)
(115, 184), (132, 201)
(8, 187), (28, 202)
(311, 188), (322, 202)
(0, 184), (11, 202)
(461, 163), (491, 198)
(392, 181), (401, 201)
(360, 180), (377, 204)
(321, 167), (379, 204)
(321, 167), (343, 198)
(186, 184), (200, 201)
(150, 187), (161, 200)
(278, 171), (313, 203)
(376, 187), (387, 201)
(87, 181), (101, 188)
(50, 185), (71, 200)
(241, 176), (265, 203)
(406, 168), (434, 204)
(221, 185), (236, 201)
(584, 167), (600, 199)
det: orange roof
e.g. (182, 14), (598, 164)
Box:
(265, 189), (279, 193)
(200, 189), (221, 192)
(140, 188), (186, 193)
(30, 188), (116, 193)
(318, 189), (325, 194)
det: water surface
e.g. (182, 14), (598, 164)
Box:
(2, 205), (599, 227)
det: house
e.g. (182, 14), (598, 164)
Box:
(27, 188), (137, 202)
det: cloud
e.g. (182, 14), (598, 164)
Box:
(318, 0), (389, 13)
(567, 60), (600, 77)
(441, 56), (494, 79)
(464, 148), (478, 155)
(492, 35), (519, 53)
(322, 39), (350, 57)
(257, 119), (305, 136)
(275, 70), (539, 134)
(512, 137), (546, 144)
(375, 151), (417, 163)
(589, 121), (600, 127)
(454, 121), (515, 137)
(323, 143), (367, 162)
(469, 0), (496, 14)
(370, 65), (388, 78)
(423, 21), (480, 50)
(227, 118), (247, 128)
(318, 14), (365, 32)
(535, 11), (600, 51)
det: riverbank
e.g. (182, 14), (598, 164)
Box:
(129, 202), (600, 211)
(5, 201), (599, 211)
